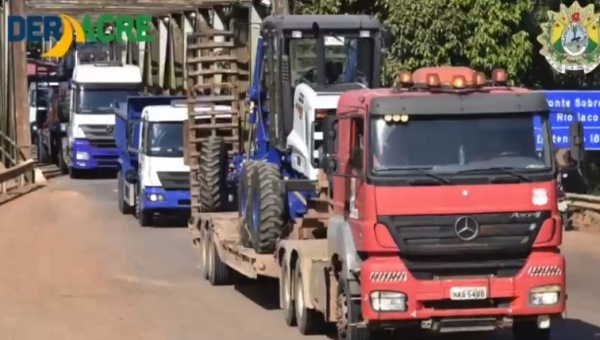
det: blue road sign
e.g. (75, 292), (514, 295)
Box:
(538, 91), (600, 150)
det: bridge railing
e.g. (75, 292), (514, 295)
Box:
(0, 132), (34, 194)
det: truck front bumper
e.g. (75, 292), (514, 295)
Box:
(360, 251), (565, 322)
(141, 187), (191, 210)
(71, 139), (118, 170)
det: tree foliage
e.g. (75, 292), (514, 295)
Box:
(291, 0), (600, 88)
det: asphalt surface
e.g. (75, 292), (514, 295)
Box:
(0, 176), (599, 339)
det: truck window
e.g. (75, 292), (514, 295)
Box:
(74, 87), (141, 113)
(144, 122), (184, 158)
(370, 113), (551, 173)
(350, 117), (364, 170)
(289, 36), (373, 87)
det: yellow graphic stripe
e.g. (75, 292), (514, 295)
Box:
(550, 20), (565, 45)
(41, 15), (84, 58)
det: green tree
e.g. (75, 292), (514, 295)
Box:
(294, 0), (535, 85)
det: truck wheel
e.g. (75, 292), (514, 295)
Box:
(280, 257), (296, 326)
(513, 321), (551, 340)
(295, 257), (323, 334)
(136, 193), (153, 227)
(58, 150), (68, 174)
(248, 162), (285, 254)
(117, 172), (133, 215)
(37, 132), (49, 163)
(69, 168), (81, 179)
(198, 137), (228, 212)
(206, 229), (232, 285)
(238, 161), (258, 248)
(337, 278), (370, 340)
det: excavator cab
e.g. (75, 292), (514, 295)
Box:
(256, 15), (387, 150)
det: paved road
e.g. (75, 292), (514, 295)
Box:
(0, 176), (599, 339)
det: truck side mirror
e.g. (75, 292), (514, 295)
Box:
(350, 147), (363, 170)
(322, 116), (338, 156)
(569, 122), (585, 162)
(125, 169), (138, 184)
(381, 25), (393, 51)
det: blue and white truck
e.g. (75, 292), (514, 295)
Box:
(63, 61), (142, 178)
(114, 96), (191, 226)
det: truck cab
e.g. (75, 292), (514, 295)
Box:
(322, 67), (571, 339)
(65, 61), (142, 178)
(115, 98), (192, 226)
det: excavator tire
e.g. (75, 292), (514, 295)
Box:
(248, 162), (285, 254)
(238, 160), (258, 247)
(198, 137), (228, 212)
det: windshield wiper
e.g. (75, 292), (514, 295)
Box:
(457, 167), (532, 182)
(378, 166), (452, 184)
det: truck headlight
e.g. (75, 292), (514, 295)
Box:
(147, 193), (165, 202)
(75, 151), (89, 160)
(529, 285), (561, 306)
(60, 123), (67, 132)
(370, 291), (407, 312)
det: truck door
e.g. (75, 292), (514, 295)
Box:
(138, 119), (147, 187)
(345, 117), (365, 245)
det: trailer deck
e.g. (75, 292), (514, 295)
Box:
(190, 212), (280, 279)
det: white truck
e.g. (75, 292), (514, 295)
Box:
(115, 98), (192, 226)
(64, 60), (143, 178)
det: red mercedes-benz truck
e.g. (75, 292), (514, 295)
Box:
(192, 66), (573, 340)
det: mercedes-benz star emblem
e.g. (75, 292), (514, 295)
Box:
(454, 216), (479, 241)
(106, 126), (114, 133)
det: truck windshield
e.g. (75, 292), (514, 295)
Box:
(370, 113), (552, 174)
(289, 35), (374, 87)
(146, 122), (184, 158)
(75, 88), (140, 113)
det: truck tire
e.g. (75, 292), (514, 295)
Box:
(69, 168), (81, 179)
(280, 257), (296, 326)
(206, 229), (233, 285)
(117, 171), (134, 215)
(37, 132), (50, 163)
(336, 278), (370, 340)
(294, 257), (323, 334)
(513, 321), (551, 340)
(136, 191), (153, 227)
(58, 150), (68, 174)
(238, 161), (258, 247)
(248, 162), (285, 254)
(198, 137), (228, 212)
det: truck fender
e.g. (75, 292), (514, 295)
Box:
(327, 215), (362, 283)
(279, 239), (328, 310)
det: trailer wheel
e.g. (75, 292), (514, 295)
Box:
(238, 161), (258, 247)
(337, 278), (370, 340)
(206, 229), (233, 285)
(249, 162), (285, 254)
(280, 257), (296, 326)
(513, 321), (551, 340)
(294, 257), (323, 335)
(117, 172), (134, 215)
(198, 226), (209, 280)
(198, 137), (228, 212)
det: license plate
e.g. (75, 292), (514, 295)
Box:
(450, 287), (487, 300)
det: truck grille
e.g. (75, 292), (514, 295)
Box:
(379, 211), (550, 279)
(80, 124), (116, 148)
(156, 171), (190, 190)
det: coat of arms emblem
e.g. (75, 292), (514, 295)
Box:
(537, 1), (600, 74)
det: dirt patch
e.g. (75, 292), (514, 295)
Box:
(570, 210), (600, 234)
(0, 185), (155, 340)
